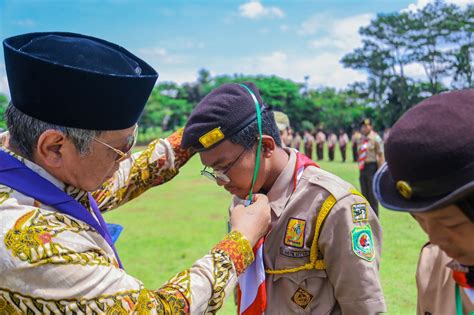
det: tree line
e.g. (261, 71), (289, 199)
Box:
(0, 0), (472, 142)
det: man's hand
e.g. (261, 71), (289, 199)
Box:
(230, 194), (271, 247)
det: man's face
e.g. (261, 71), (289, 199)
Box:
(280, 129), (291, 146)
(199, 140), (268, 200)
(413, 204), (474, 265)
(361, 124), (371, 136)
(60, 125), (137, 191)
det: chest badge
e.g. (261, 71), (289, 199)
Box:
(284, 218), (306, 248)
(351, 225), (375, 262)
(291, 287), (313, 310)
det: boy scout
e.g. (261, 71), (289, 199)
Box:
(182, 82), (386, 314)
(374, 89), (474, 314)
(358, 119), (384, 215)
(274, 111), (292, 148)
(0, 32), (271, 314)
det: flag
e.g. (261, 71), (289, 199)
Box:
(237, 238), (267, 315)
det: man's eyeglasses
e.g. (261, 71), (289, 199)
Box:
(201, 148), (247, 184)
(93, 125), (138, 162)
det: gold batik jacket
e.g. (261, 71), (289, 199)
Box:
(0, 130), (253, 314)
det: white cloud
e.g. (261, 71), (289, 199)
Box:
(404, 0), (474, 11)
(299, 13), (372, 52)
(239, 1), (284, 19)
(297, 14), (325, 36)
(157, 69), (198, 84)
(403, 63), (426, 79)
(220, 51), (366, 89)
(137, 47), (186, 65)
(11, 19), (35, 27)
(280, 24), (289, 32)
(0, 75), (10, 98)
(0, 64), (9, 97)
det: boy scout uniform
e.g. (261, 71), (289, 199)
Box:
(182, 82), (386, 314)
(417, 244), (474, 314)
(232, 149), (386, 314)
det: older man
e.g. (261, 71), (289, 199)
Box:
(0, 32), (270, 314)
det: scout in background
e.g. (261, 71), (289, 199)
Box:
(273, 111), (293, 148)
(182, 82), (386, 314)
(292, 131), (302, 151)
(304, 127), (315, 160)
(358, 118), (384, 216)
(374, 89), (474, 314)
(0, 32), (272, 314)
(316, 129), (326, 161)
(327, 132), (338, 161)
(339, 129), (349, 163)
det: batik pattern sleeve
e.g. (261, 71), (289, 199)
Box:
(90, 128), (195, 212)
(318, 194), (387, 315)
(0, 202), (254, 315)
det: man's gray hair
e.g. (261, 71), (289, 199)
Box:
(5, 103), (103, 160)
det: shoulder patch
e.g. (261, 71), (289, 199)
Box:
(284, 218), (306, 248)
(352, 203), (368, 222)
(351, 225), (375, 262)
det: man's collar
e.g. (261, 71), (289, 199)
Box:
(0, 145), (88, 202)
(266, 148), (297, 217)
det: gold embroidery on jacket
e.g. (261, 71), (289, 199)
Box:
(4, 209), (114, 266)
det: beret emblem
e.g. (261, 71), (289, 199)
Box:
(199, 127), (225, 149)
(396, 180), (413, 199)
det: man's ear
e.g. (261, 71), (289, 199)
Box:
(261, 135), (276, 158)
(35, 130), (67, 168)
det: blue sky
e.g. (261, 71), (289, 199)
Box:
(0, 0), (472, 96)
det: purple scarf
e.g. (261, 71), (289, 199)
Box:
(0, 149), (123, 268)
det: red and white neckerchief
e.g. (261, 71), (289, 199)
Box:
(358, 139), (369, 170)
(237, 151), (318, 315)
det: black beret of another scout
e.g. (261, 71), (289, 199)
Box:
(182, 82), (265, 151)
(374, 89), (474, 213)
(3, 32), (158, 130)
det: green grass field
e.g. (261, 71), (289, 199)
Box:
(105, 145), (427, 314)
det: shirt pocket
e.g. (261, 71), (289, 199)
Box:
(271, 255), (335, 314)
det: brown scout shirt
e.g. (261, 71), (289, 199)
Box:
(359, 130), (384, 163)
(416, 243), (474, 315)
(232, 149), (386, 314)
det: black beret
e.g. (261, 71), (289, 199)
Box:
(374, 89), (474, 213)
(3, 32), (158, 130)
(182, 82), (265, 151)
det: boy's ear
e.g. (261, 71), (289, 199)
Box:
(261, 135), (276, 157)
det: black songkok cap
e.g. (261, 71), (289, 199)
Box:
(3, 32), (158, 130)
(182, 82), (265, 151)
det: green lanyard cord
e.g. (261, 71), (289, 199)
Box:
(239, 84), (263, 206)
(455, 284), (473, 315)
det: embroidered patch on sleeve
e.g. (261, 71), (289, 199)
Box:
(351, 203), (368, 222)
(351, 225), (375, 262)
(291, 287), (313, 310)
(284, 218), (306, 248)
